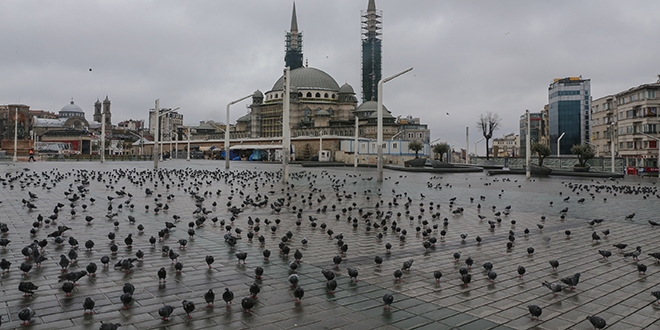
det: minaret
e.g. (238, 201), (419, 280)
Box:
(285, 2), (303, 69)
(93, 98), (102, 122)
(361, 0), (382, 102)
(102, 96), (111, 127)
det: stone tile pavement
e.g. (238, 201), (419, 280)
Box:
(0, 160), (659, 329)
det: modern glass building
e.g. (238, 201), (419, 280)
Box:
(519, 112), (546, 158)
(548, 77), (591, 155)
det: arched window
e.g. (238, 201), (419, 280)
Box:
(332, 94), (336, 99)
(315, 92), (321, 98)
(275, 93), (279, 98)
(324, 93), (329, 98)
(306, 92), (312, 98)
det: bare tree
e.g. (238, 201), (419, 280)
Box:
(476, 112), (501, 160)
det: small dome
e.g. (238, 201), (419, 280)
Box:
(339, 83), (354, 94)
(253, 90), (263, 98)
(316, 109), (330, 116)
(355, 100), (390, 114)
(236, 113), (251, 122)
(271, 67), (340, 92)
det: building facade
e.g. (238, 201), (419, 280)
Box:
(548, 77), (591, 155)
(519, 110), (548, 158)
(492, 133), (520, 157)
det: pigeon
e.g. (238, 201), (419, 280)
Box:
(83, 297), (96, 315)
(648, 252), (660, 263)
(347, 267), (359, 282)
(527, 247), (535, 256)
(158, 305), (175, 321)
(333, 255), (342, 268)
(517, 265), (526, 279)
(461, 273), (472, 287)
(241, 296), (256, 312)
(394, 269), (403, 282)
(623, 246), (642, 261)
(549, 260), (559, 271)
(262, 249), (271, 260)
(19, 281), (38, 297)
(205, 255), (214, 268)
(204, 289), (215, 307)
(235, 252), (247, 264)
(255, 266), (264, 279)
(326, 279), (338, 293)
(591, 232), (601, 242)
(433, 270), (443, 284)
(586, 315), (606, 329)
(637, 263), (647, 275)
(402, 259), (414, 272)
(223, 288), (234, 307)
(383, 293), (394, 309)
(651, 290), (660, 305)
(288, 274), (299, 287)
(374, 255), (383, 266)
(598, 250), (612, 260)
(528, 304), (542, 320)
(99, 322), (122, 330)
(487, 270), (497, 282)
(19, 262), (32, 276)
(157, 267), (167, 282)
(0, 258), (11, 274)
(120, 292), (132, 309)
(249, 283), (260, 298)
(182, 300), (195, 318)
(453, 251), (461, 263)
(542, 281), (564, 297)
(62, 281), (75, 296)
(294, 249), (303, 262)
(293, 286), (305, 303)
(560, 273), (580, 290)
(58, 270), (87, 284)
(18, 307), (35, 325)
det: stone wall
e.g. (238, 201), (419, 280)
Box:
(469, 156), (625, 173)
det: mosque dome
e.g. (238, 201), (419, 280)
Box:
(271, 67), (340, 92)
(59, 99), (85, 118)
(356, 100), (392, 117)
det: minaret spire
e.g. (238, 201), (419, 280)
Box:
(361, 0), (382, 102)
(285, 2), (303, 69)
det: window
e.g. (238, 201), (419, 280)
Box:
(324, 93), (328, 98)
(627, 142), (634, 149)
(306, 92), (312, 97)
(315, 92), (321, 98)
(627, 110), (634, 118)
(392, 143), (398, 149)
(644, 124), (657, 134)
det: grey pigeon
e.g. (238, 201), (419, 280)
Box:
(549, 260), (559, 271)
(99, 322), (122, 330)
(293, 286), (305, 303)
(326, 279), (338, 293)
(461, 273), (472, 287)
(18, 281), (38, 297)
(82, 297), (95, 315)
(394, 269), (403, 282)
(158, 305), (175, 321)
(637, 263), (647, 275)
(598, 250), (612, 260)
(586, 315), (606, 329)
(528, 304), (542, 320)
(182, 300), (195, 318)
(560, 273), (580, 290)
(487, 270), (497, 282)
(322, 269), (335, 282)
(651, 290), (660, 304)
(223, 288), (234, 307)
(402, 259), (414, 271)
(542, 281), (564, 297)
(347, 267), (359, 282)
(204, 289), (215, 307)
(288, 274), (299, 287)
(241, 296), (256, 312)
(517, 265), (526, 278)
(623, 246), (642, 261)
(433, 270), (442, 284)
(382, 293), (394, 309)
(18, 307), (35, 325)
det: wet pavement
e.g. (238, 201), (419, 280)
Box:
(0, 159), (659, 329)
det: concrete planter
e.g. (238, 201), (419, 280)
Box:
(404, 158), (426, 167)
(573, 164), (591, 172)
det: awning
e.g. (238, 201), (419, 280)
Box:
(230, 144), (282, 150)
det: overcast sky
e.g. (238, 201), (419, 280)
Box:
(2, 0), (659, 154)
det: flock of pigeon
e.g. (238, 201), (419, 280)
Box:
(0, 164), (658, 329)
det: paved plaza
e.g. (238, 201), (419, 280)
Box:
(0, 160), (659, 329)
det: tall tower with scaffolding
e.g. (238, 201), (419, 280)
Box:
(285, 3), (303, 70)
(361, 0), (382, 102)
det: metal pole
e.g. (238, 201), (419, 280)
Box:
(140, 130), (143, 156)
(610, 123), (615, 173)
(319, 130), (323, 161)
(153, 99), (159, 170)
(12, 108), (18, 162)
(354, 116), (358, 168)
(174, 127), (178, 159)
(225, 94), (252, 170)
(187, 127), (191, 161)
(282, 67), (291, 184)
(377, 67), (413, 182)
(159, 113), (164, 162)
(525, 110), (531, 180)
(557, 132), (565, 157)
(101, 111), (106, 163)
(465, 127), (469, 164)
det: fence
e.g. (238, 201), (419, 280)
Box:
(469, 155), (625, 174)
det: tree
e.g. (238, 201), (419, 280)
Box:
(570, 144), (595, 167)
(432, 143), (450, 162)
(476, 112), (502, 160)
(408, 140), (424, 158)
(530, 142), (551, 167)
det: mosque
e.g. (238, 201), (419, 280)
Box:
(231, 1), (430, 151)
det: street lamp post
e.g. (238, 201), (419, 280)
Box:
(557, 132), (566, 157)
(152, 101), (179, 170)
(354, 116), (358, 168)
(465, 127), (469, 164)
(319, 130), (323, 161)
(377, 67), (413, 182)
(282, 67), (291, 184)
(525, 110), (531, 180)
(610, 123), (616, 173)
(187, 126), (191, 161)
(225, 94), (252, 170)
(474, 137), (485, 157)
(12, 108), (18, 162)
